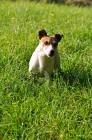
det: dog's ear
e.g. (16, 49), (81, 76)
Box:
(38, 29), (47, 39)
(55, 34), (64, 42)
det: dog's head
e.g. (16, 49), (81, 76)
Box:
(38, 29), (64, 57)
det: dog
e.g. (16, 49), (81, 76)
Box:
(29, 29), (63, 80)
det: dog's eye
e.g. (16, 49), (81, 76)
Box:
(53, 42), (57, 47)
(44, 41), (50, 45)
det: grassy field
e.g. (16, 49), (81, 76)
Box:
(0, 1), (92, 139)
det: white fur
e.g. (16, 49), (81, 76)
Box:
(29, 42), (60, 79)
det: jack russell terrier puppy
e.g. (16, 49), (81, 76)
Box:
(29, 29), (63, 79)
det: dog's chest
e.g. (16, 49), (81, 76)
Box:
(39, 54), (54, 74)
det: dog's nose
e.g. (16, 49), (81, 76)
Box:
(49, 50), (55, 56)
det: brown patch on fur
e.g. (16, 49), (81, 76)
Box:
(38, 29), (47, 39)
(40, 36), (58, 48)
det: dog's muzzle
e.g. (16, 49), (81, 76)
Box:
(49, 50), (55, 57)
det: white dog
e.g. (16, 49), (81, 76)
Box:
(29, 29), (63, 79)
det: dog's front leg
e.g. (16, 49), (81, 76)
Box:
(44, 70), (50, 81)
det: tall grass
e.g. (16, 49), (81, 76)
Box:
(0, 1), (92, 139)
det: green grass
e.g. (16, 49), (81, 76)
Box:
(0, 1), (92, 139)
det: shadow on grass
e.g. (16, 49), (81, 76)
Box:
(60, 68), (92, 87)
(27, 68), (92, 88)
